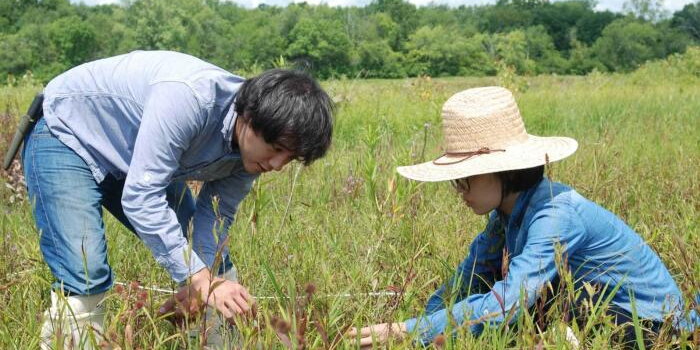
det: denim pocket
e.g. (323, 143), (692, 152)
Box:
(30, 119), (53, 138)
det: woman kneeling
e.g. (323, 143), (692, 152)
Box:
(349, 87), (699, 347)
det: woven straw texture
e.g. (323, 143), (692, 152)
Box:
(397, 86), (577, 182)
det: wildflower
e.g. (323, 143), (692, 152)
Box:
(114, 284), (125, 294)
(433, 334), (446, 348)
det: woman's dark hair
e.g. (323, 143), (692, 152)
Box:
(496, 165), (545, 196)
(234, 69), (334, 165)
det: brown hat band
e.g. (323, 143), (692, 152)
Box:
(432, 147), (506, 166)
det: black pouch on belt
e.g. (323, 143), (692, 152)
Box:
(3, 92), (44, 170)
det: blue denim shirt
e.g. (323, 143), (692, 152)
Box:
(42, 51), (257, 282)
(405, 178), (699, 343)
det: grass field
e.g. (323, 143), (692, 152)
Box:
(0, 51), (698, 349)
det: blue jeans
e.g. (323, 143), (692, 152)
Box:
(22, 118), (230, 295)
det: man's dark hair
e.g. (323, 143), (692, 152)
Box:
(496, 165), (545, 196)
(234, 69), (334, 165)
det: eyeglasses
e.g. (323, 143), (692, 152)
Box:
(450, 177), (470, 192)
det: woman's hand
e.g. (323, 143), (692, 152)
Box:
(347, 322), (408, 348)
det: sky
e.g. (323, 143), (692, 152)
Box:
(71, 0), (697, 14)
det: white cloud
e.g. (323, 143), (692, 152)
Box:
(594, 0), (691, 13)
(74, 0), (121, 4)
(663, 0), (695, 11)
(70, 0), (696, 12)
(231, 0), (370, 7)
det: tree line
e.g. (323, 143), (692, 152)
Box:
(1, 0), (699, 81)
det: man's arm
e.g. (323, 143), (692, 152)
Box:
(406, 203), (586, 344)
(121, 81), (208, 283)
(123, 81), (255, 320)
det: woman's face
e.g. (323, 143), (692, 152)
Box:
(452, 173), (502, 215)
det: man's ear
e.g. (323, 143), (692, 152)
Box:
(239, 111), (253, 123)
(236, 112), (255, 136)
(233, 112), (252, 149)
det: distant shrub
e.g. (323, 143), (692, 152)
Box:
(632, 46), (700, 79)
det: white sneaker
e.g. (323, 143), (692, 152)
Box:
(40, 291), (106, 350)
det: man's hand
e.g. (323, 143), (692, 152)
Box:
(346, 322), (407, 348)
(158, 268), (255, 325)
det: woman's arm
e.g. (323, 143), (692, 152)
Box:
(406, 203), (586, 344)
(348, 213), (506, 347)
(425, 212), (505, 314)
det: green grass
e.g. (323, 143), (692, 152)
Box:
(0, 55), (698, 349)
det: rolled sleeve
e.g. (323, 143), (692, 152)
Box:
(406, 204), (586, 344)
(122, 81), (208, 283)
(192, 172), (257, 268)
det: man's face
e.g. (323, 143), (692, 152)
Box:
(236, 120), (294, 174)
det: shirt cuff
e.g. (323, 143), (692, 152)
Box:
(156, 245), (207, 283)
(404, 317), (419, 334)
(404, 315), (435, 345)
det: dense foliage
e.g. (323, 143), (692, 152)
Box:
(0, 0), (698, 80)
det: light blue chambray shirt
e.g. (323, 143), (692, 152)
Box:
(42, 50), (258, 282)
(405, 178), (700, 344)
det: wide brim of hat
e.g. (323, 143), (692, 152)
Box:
(397, 135), (578, 182)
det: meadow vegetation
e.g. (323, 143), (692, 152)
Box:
(0, 49), (698, 348)
(1, 0), (699, 81)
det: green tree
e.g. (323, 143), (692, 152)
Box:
(128, 0), (214, 54)
(655, 21), (692, 57)
(575, 10), (620, 45)
(0, 31), (39, 77)
(0, 0), (694, 79)
(83, 5), (138, 57)
(623, 0), (667, 22)
(671, 2), (700, 41)
(522, 25), (568, 73)
(350, 12), (404, 77)
(479, 1), (537, 33)
(531, 1), (591, 51)
(367, 0), (418, 50)
(0, 23), (65, 81)
(0, 0), (36, 32)
(416, 4), (459, 28)
(1, 0), (72, 32)
(371, 12), (400, 42)
(355, 40), (405, 78)
(48, 16), (98, 67)
(483, 29), (537, 74)
(405, 26), (492, 76)
(286, 16), (351, 78)
(567, 39), (605, 74)
(591, 18), (662, 71)
(222, 10), (286, 73)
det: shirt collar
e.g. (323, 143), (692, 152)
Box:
(221, 102), (238, 153)
(499, 177), (547, 227)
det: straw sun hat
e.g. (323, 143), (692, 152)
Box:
(397, 86), (578, 182)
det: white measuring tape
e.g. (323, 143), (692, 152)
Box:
(8, 268), (399, 300)
(113, 281), (399, 300)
